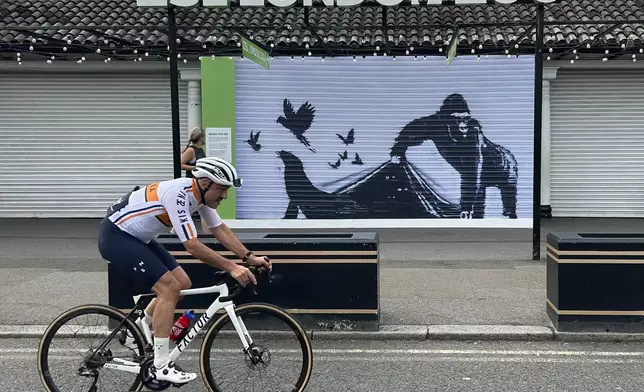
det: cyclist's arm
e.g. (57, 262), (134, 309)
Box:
(164, 190), (239, 273)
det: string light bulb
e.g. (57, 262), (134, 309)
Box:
(570, 59), (575, 64)
(393, 55), (396, 61)
(605, 49), (609, 54)
(471, 48), (475, 54)
(96, 48), (101, 54)
(439, 48), (443, 53)
(63, 46), (67, 51)
(376, 45), (380, 51)
(573, 49), (577, 54)
(549, 47), (553, 53)
(46, 59), (52, 64)
(308, 51), (312, 56)
(29, 46), (33, 51)
(305, 43), (309, 49)
(602, 57), (608, 62)
(183, 58), (188, 63)
(478, 44), (483, 50)
(547, 56), (551, 60)
(640, 48), (644, 54)
(586, 43), (591, 49)
(406, 49), (410, 55)
(353, 56), (356, 62)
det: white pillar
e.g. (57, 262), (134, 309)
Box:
(541, 67), (559, 217)
(187, 80), (201, 131)
(179, 68), (202, 134)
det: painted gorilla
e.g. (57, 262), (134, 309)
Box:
(389, 93), (518, 219)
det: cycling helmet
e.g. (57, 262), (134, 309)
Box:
(192, 157), (243, 188)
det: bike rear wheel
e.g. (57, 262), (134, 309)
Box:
(199, 303), (313, 392)
(37, 304), (146, 392)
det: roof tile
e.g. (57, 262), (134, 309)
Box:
(1, 0), (644, 56)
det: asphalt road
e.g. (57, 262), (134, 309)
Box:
(4, 338), (644, 392)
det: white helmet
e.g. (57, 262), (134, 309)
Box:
(192, 157), (243, 188)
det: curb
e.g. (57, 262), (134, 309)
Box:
(5, 324), (644, 342)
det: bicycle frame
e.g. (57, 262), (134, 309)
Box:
(102, 282), (254, 375)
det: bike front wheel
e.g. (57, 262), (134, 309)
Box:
(199, 303), (313, 392)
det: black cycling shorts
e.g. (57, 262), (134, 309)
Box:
(98, 218), (179, 294)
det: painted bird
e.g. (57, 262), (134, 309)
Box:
(247, 130), (261, 151)
(338, 150), (348, 160)
(352, 153), (363, 165)
(277, 98), (316, 153)
(337, 128), (355, 146)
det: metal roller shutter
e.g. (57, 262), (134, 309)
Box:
(234, 56), (534, 222)
(550, 69), (644, 217)
(0, 72), (188, 218)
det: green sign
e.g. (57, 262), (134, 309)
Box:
(241, 37), (271, 69)
(446, 31), (458, 67)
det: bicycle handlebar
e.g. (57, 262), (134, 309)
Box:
(218, 257), (281, 302)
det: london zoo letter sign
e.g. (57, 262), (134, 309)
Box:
(138, 0), (556, 7)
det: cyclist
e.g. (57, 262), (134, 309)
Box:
(98, 157), (271, 384)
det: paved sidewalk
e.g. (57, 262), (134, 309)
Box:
(0, 217), (641, 340)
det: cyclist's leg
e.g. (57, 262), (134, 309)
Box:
(144, 241), (193, 321)
(98, 220), (179, 361)
(98, 219), (196, 383)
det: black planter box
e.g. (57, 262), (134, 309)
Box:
(108, 231), (380, 331)
(547, 232), (644, 333)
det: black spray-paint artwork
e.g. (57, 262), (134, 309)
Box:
(270, 94), (518, 220)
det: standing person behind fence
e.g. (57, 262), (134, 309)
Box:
(179, 127), (209, 233)
(181, 127), (207, 178)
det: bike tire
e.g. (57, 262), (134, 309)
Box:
(37, 304), (146, 392)
(199, 303), (313, 392)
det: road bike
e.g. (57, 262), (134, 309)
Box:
(37, 264), (313, 391)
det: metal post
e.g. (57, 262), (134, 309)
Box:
(532, 4), (544, 260)
(168, 3), (182, 179)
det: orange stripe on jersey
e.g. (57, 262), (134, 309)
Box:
(116, 208), (166, 226)
(156, 213), (171, 227)
(191, 178), (199, 201)
(187, 224), (195, 239)
(145, 182), (160, 202)
(144, 183), (171, 227)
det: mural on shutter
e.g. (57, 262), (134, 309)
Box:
(234, 56), (534, 223)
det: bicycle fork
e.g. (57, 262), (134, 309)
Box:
(224, 304), (254, 351)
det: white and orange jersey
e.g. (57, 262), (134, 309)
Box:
(106, 177), (223, 243)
